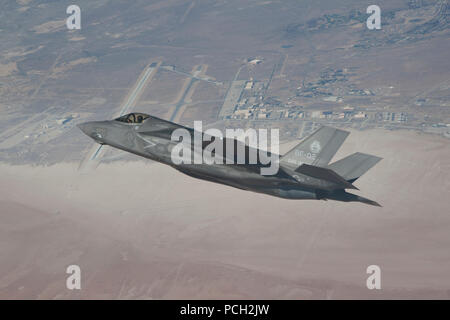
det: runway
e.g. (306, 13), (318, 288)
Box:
(79, 61), (160, 168)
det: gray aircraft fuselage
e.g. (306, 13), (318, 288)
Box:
(78, 113), (381, 206)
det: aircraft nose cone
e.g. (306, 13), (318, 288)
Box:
(77, 121), (106, 144)
(77, 122), (94, 136)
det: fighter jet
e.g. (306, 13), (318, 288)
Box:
(78, 113), (382, 206)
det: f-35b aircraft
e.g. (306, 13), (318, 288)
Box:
(78, 113), (382, 206)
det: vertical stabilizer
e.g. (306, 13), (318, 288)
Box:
(280, 126), (349, 168)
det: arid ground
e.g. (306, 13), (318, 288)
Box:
(1, 128), (450, 299)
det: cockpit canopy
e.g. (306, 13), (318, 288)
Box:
(115, 113), (150, 124)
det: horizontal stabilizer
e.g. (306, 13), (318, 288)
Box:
(295, 164), (358, 190)
(328, 152), (382, 181)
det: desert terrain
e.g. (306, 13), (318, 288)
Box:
(0, 0), (449, 300)
(1, 128), (449, 299)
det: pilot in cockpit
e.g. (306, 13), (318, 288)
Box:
(115, 113), (150, 124)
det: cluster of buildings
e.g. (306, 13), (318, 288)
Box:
(378, 112), (408, 122)
(228, 89), (409, 123)
(220, 76), (412, 127)
(28, 113), (80, 142)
